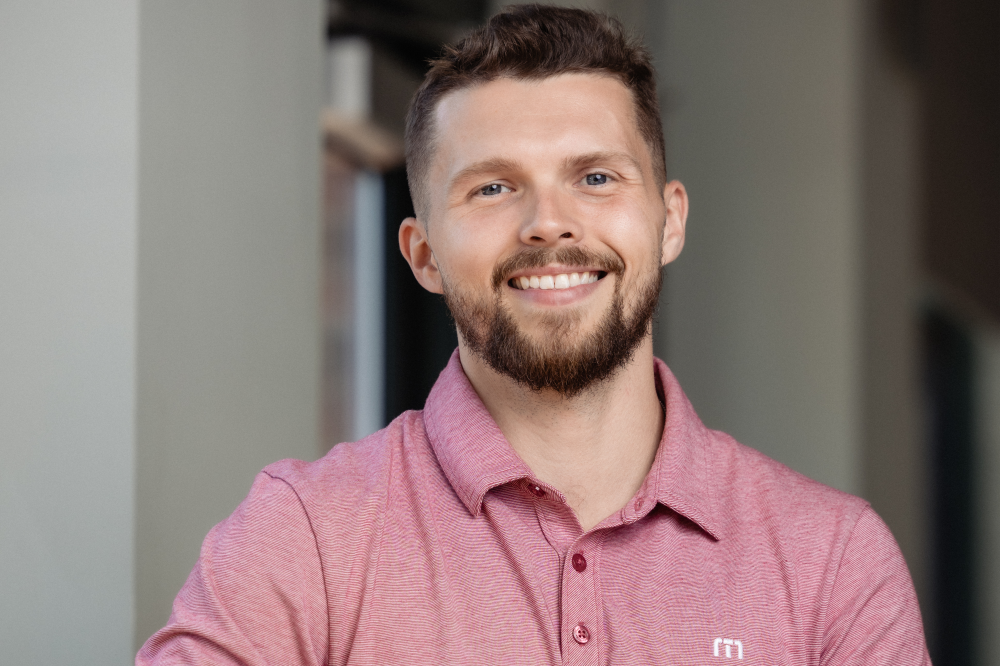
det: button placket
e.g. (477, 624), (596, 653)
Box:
(561, 534), (604, 665)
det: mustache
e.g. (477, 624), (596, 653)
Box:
(491, 246), (625, 291)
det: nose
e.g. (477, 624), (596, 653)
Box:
(518, 186), (583, 247)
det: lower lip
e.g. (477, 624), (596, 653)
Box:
(507, 275), (607, 306)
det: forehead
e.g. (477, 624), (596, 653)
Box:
(430, 73), (647, 186)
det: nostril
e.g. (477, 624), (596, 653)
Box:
(560, 232), (572, 238)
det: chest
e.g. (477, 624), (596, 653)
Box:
(335, 492), (817, 666)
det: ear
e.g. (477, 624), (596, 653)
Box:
(399, 217), (443, 294)
(660, 180), (688, 266)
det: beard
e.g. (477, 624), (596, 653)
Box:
(442, 246), (662, 398)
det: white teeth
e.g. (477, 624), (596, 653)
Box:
(513, 271), (603, 290)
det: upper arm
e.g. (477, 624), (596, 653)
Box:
(821, 506), (931, 666)
(137, 471), (329, 666)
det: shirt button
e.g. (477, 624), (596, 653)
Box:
(634, 496), (645, 512)
(528, 484), (546, 498)
(571, 552), (587, 572)
(572, 624), (590, 645)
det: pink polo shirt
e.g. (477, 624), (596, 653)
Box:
(138, 353), (930, 665)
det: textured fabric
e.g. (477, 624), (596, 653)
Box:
(138, 353), (931, 665)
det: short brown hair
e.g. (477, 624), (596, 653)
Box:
(404, 4), (666, 219)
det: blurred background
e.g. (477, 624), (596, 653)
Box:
(1, 0), (997, 663)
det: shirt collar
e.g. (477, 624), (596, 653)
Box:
(645, 357), (725, 540)
(422, 352), (535, 517)
(422, 351), (725, 540)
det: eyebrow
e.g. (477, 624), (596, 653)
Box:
(564, 150), (643, 173)
(448, 158), (525, 191)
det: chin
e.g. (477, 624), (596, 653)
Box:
(445, 278), (660, 398)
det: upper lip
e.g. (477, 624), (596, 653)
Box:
(505, 265), (608, 281)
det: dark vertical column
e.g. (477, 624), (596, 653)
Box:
(382, 166), (458, 421)
(913, 0), (998, 659)
(924, 310), (976, 666)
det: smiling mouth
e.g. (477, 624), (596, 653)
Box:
(508, 271), (607, 291)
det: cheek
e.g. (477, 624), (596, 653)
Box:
(594, 202), (662, 269)
(434, 223), (508, 290)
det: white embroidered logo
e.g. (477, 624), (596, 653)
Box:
(713, 637), (744, 659)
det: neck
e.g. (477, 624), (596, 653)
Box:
(458, 338), (664, 531)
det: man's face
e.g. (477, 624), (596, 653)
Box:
(403, 73), (686, 396)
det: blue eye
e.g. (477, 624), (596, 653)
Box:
(480, 183), (509, 196)
(585, 173), (608, 186)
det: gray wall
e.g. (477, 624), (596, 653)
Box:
(134, 0), (324, 648)
(658, 0), (863, 495)
(0, 0), (324, 661)
(0, 1), (138, 662)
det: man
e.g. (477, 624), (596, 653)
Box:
(139, 5), (930, 664)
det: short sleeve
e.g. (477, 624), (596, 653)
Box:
(821, 506), (932, 665)
(137, 471), (329, 665)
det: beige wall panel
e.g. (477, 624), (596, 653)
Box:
(0, 1), (139, 662)
(659, 0), (862, 495)
(135, 0), (324, 648)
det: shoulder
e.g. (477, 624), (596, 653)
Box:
(707, 428), (868, 538)
(698, 428), (877, 588)
(700, 431), (930, 648)
(655, 359), (868, 552)
(261, 409), (428, 515)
